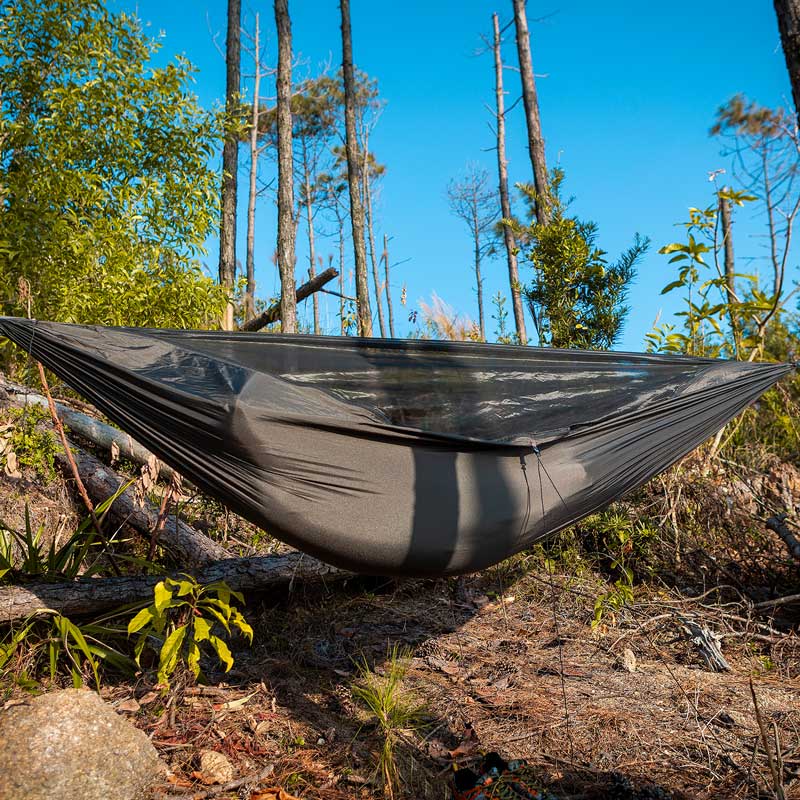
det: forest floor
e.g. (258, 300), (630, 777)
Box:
(1, 396), (799, 800)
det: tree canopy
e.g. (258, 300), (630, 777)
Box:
(0, 0), (226, 344)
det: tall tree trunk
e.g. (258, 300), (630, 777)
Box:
(774, 0), (800, 126)
(719, 193), (739, 350)
(493, 12), (527, 344)
(382, 233), (395, 337)
(219, 0), (241, 330)
(340, 0), (372, 337)
(338, 214), (346, 334)
(274, 0), (297, 332)
(302, 144), (320, 334)
(472, 205), (485, 340)
(512, 0), (550, 226)
(362, 133), (386, 336)
(244, 12), (261, 323)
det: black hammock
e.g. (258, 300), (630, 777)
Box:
(0, 317), (792, 577)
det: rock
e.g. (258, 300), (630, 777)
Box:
(621, 648), (637, 672)
(195, 749), (235, 785)
(0, 688), (165, 800)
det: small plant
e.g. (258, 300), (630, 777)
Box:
(583, 510), (657, 628)
(351, 644), (424, 799)
(127, 575), (252, 688)
(0, 406), (59, 481)
(0, 608), (136, 689)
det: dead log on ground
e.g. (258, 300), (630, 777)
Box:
(0, 553), (351, 622)
(241, 267), (339, 332)
(5, 385), (175, 481)
(56, 445), (230, 568)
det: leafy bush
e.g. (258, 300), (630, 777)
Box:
(0, 0), (227, 372)
(128, 575), (252, 688)
(0, 407), (59, 481)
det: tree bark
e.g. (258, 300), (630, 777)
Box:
(58, 446), (230, 568)
(219, 0), (241, 330)
(512, 0), (550, 225)
(774, 0), (800, 127)
(493, 12), (527, 344)
(274, 0), (297, 333)
(241, 267), (338, 332)
(363, 132), (386, 337)
(302, 146), (321, 335)
(340, 0), (372, 337)
(718, 193), (739, 349)
(472, 202), (485, 340)
(382, 233), (395, 337)
(244, 12), (261, 323)
(0, 553), (350, 623)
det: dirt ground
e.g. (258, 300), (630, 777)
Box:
(87, 564), (799, 800)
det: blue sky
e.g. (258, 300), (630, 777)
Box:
(123, 0), (794, 349)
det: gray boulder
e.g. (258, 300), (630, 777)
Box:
(0, 688), (165, 800)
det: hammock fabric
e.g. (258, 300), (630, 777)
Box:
(0, 317), (792, 576)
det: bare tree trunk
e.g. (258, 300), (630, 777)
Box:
(338, 216), (347, 334)
(219, 0), (241, 330)
(302, 145), (320, 334)
(241, 267), (338, 332)
(382, 234), (395, 337)
(512, 0), (550, 226)
(244, 12), (261, 323)
(274, 0), (297, 332)
(493, 12), (527, 344)
(718, 193), (739, 349)
(340, 0), (372, 337)
(472, 204), (485, 340)
(363, 139), (386, 336)
(774, 0), (800, 127)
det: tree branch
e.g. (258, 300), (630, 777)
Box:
(240, 266), (339, 332)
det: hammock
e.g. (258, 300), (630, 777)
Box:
(0, 317), (791, 576)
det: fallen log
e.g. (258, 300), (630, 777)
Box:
(5, 385), (174, 481)
(56, 446), (230, 568)
(0, 553), (351, 622)
(241, 267), (339, 332)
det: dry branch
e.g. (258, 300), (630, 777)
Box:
(240, 266), (339, 332)
(0, 553), (350, 622)
(56, 445), (230, 568)
(765, 515), (800, 563)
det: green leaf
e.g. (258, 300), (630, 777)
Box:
(127, 606), (154, 635)
(208, 635), (234, 672)
(153, 581), (173, 614)
(157, 625), (187, 686)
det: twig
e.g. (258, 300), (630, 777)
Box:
(157, 763), (275, 799)
(749, 678), (786, 800)
(149, 474), (180, 562)
(36, 362), (122, 576)
(754, 593), (800, 610)
(765, 515), (800, 563)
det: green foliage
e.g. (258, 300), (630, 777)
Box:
(649, 189), (765, 358)
(127, 575), (252, 688)
(352, 644), (424, 799)
(0, 608), (136, 690)
(492, 291), (516, 344)
(576, 510), (657, 628)
(0, 484), (130, 583)
(508, 170), (648, 349)
(0, 0), (226, 366)
(0, 407), (59, 481)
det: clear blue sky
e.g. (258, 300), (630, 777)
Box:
(122, 0), (793, 349)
